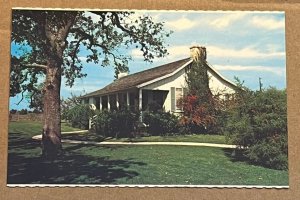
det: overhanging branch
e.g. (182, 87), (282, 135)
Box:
(16, 90), (25, 105)
(22, 63), (47, 72)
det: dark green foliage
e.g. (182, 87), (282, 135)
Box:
(11, 9), (172, 157)
(61, 93), (81, 116)
(26, 83), (44, 112)
(62, 104), (95, 130)
(92, 110), (112, 137)
(225, 87), (287, 170)
(11, 10), (172, 97)
(143, 111), (179, 136)
(10, 109), (18, 114)
(185, 60), (211, 100)
(92, 108), (139, 138)
(19, 109), (28, 115)
(180, 60), (220, 133)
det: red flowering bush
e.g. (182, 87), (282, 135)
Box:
(178, 94), (218, 133)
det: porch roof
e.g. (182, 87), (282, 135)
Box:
(80, 58), (191, 98)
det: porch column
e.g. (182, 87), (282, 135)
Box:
(139, 89), (143, 110)
(88, 97), (96, 129)
(116, 93), (119, 109)
(107, 95), (110, 110)
(126, 92), (130, 107)
(99, 96), (102, 111)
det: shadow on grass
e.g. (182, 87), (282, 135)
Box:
(222, 148), (286, 171)
(222, 148), (248, 163)
(62, 132), (105, 142)
(7, 132), (146, 184)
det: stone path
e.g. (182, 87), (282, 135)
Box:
(32, 134), (236, 149)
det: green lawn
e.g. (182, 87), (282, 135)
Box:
(106, 134), (227, 144)
(7, 121), (288, 185)
(9, 121), (82, 137)
(9, 121), (228, 144)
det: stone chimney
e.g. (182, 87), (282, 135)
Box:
(190, 46), (206, 61)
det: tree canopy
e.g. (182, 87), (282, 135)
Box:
(10, 9), (172, 157)
(10, 10), (172, 102)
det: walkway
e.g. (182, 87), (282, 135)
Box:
(32, 133), (236, 149)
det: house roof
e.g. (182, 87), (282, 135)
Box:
(80, 58), (192, 98)
(80, 57), (238, 99)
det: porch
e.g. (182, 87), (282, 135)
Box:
(86, 89), (169, 112)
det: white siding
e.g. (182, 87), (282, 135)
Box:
(207, 70), (236, 96)
(141, 68), (187, 112)
(141, 65), (236, 112)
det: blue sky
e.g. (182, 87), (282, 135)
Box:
(10, 11), (286, 110)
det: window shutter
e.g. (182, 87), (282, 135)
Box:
(171, 87), (175, 112)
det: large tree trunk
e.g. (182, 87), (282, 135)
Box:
(42, 63), (62, 158)
(41, 13), (75, 158)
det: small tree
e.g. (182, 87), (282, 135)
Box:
(63, 104), (95, 129)
(61, 93), (81, 118)
(179, 59), (220, 133)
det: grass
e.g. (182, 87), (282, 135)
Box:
(9, 121), (228, 144)
(106, 134), (228, 144)
(9, 121), (82, 138)
(7, 121), (288, 185)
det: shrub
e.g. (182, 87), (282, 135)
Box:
(178, 94), (219, 134)
(19, 109), (28, 115)
(62, 104), (94, 129)
(92, 108), (138, 138)
(224, 87), (287, 170)
(10, 109), (17, 114)
(143, 111), (179, 136)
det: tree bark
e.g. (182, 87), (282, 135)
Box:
(41, 13), (76, 158)
(42, 62), (62, 158)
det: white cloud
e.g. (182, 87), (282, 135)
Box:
(165, 17), (197, 31)
(214, 64), (285, 76)
(131, 44), (191, 60)
(78, 56), (87, 62)
(250, 16), (285, 30)
(132, 44), (285, 61)
(210, 13), (247, 29)
(63, 80), (105, 93)
(206, 45), (285, 59)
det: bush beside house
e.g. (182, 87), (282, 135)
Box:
(143, 111), (179, 136)
(224, 87), (287, 170)
(92, 108), (139, 138)
(62, 104), (95, 130)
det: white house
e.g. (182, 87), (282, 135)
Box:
(80, 46), (238, 114)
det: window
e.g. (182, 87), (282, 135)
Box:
(175, 88), (183, 110)
(171, 87), (187, 112)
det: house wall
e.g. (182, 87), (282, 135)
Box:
(207, 69), (236, 96)
(141, 68), (187, 112)
(141, 64), (236, 112)
(89, 97), (97, 105)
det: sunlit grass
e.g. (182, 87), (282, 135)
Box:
(7, 121), (288, 185)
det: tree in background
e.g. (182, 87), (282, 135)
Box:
(11, 10), (171, 157)
(63, 104), (95, 130)
(25, 83), (45, 113)
(61, 93), (81, 117)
